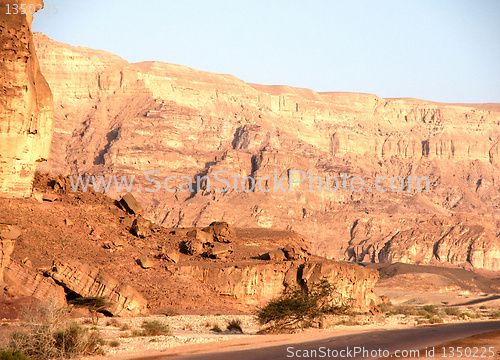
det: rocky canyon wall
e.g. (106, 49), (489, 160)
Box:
(172, 260), (380, 312)
(32, 34), (500, 271)
(0, 1), (53, 197)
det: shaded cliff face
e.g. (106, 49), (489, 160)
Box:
(0, 1), (53, 198)
(33, 34), (500, 270)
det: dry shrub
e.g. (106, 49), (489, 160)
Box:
(226, 318), (243, 333)
(141, 320), (170, 336)
(9, 301), (104, 360)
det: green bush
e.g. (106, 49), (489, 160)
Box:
(256, 279), (351, 333)
(459, 311), (480, 319)
(491, 311), (500, 319)
(119, 323), (130, 331)
(141, 320), (170, 336)
(0, 350), (32, 360)
(443, 307), (460, 316)
(336, 318), (361, 326)
(393, 305), (417, 316)
(105, 318), (121, 327)
(210, 325), (222, 333)
(108, 340), (120, 348)
(421, 305), (438, 315)
(69, 297), (111, 325)
(428, 316), (444, 324)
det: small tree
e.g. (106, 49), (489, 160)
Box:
(69, 297), (111, 325)
(256, 279), (351, 333)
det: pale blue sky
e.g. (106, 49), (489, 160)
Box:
(32, 0), (500, 103)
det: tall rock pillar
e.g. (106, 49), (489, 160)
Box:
(0, 0), (53, 197)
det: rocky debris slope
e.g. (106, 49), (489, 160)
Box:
(31, 34), (500, 271)
(0, 2), (53, 197)
(0, 174), (381, 315)
(1, 221), (147, 316)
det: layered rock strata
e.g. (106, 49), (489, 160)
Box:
(32, 34), (500, 270)
(170, 260), (380, 312)
(48, 259), (148, 317)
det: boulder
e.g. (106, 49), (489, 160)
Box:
(137, 257), (153, 269)
(165, 252), (179, 263)
(186, 229), (213, 242)
(282, 245), (296, 260)
(131, 216), (152, 238)
(203, 222), (234, 243)
(42, 193), (59, 202)
(206, 243), (232, 259)
(119, 193), (143, 216)
(1, 239), (15, 281)
(282, 245), (310, 261)
(48, 259), (148, 317)
(179, 239), (204, 255)
(259, 249), (286, 261)
(0, 225), (22, 240)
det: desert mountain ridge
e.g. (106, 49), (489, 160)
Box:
(28, 32), (500, 272)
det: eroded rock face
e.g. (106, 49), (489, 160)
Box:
(170, 260), (380, 312)
(346, 214), (500, 271)
(3, 260), (66, 306)
(1, 228), (65, 306)
(0, 1), (53, 197)
(0, 239), (14, 281)
(31, 34), (500, 271)
(48, 259), (148, 317)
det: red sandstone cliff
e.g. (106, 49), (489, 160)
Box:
(0, 1), (53, 197)
(32, 34), (500, 271)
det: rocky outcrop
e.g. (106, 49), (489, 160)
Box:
(3, 260), (66, 306)
(0, 1), (53, 197)
(48, 259), (148, 317)
(346, 214), (500, 271)
(1, 225), (65, 305)
(169, 260), (380, 312)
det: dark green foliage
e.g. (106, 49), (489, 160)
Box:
(491, 311), (500, 319)
(69, 297), (111, 325)
(210, 325), (222, 333)
(108, 340), (120, 348)
(256, 279), (351, 333)
(0, 350), (32, 360)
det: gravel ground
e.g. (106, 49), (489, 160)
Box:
(79, 312), (496, 357)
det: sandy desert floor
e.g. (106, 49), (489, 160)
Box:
(3, 310), (498, 359)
